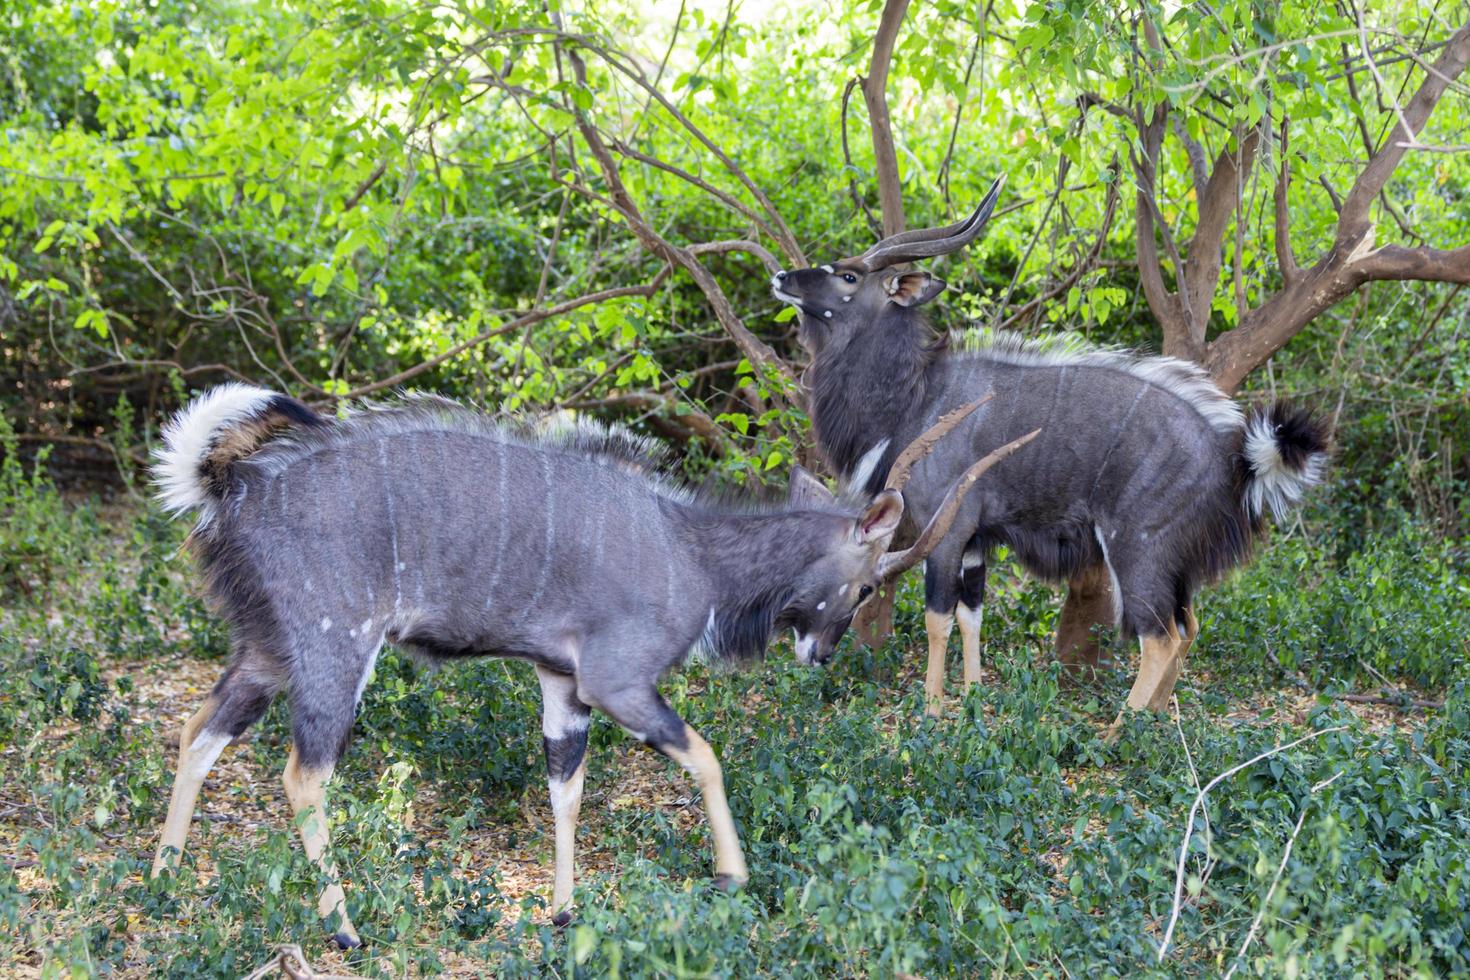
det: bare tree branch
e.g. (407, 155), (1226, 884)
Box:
(1185, 126), (1261, 342)
(859, 0), (913, 236)
(560, 43), (800, 400)
(1274, 117), (1301, 285)
(1206, 19), (1470, 390)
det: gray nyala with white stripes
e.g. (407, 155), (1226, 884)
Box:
(773, 175), (1331, 726)
(147, 384), (1029, 946)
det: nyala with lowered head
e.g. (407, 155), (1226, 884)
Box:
(148, 384), (1033, 945)
(772, 176), (1329, 726)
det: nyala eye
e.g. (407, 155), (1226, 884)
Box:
(842, 273), (858, 284)
(858, 584), (874, 601)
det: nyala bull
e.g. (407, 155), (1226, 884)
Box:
(148, 385), (1035, 946)
(773, 176), (1330, 726)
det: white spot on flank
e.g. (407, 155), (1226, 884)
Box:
(320, 617), (332, 632)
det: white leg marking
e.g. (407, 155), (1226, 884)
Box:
(956, 602), (983, 636)
(183, 730), (231, 782)
(1093, 526), (1124, 625)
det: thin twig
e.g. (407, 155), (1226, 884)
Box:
(1157, 725), (1349, 961)
(1223, 771), (1347, 978)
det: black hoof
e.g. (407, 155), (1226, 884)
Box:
(552, 910), (573, 928)
(711, 873), (746, 893)
(332, 931), (362, 951)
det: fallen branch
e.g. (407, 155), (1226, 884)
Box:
(1157, 724), (1349, 961)
(238, 944), (362, 980)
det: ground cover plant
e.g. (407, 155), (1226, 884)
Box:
(4, 0), (1470, 976)
(2, 420), (1469, 977)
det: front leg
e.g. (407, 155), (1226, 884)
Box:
(602, 687), (748, 888)
(922, 543), (965, 718)
(957, 551), (988, 688)
(535, 666), (591, 926)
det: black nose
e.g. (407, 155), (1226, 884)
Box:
(776, 270), (787, 280)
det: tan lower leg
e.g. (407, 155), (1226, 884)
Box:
(1121, 623), (1185, 714)
(662, 726), (747, 884)
(152, 698), (224, 877)
(956, 603), (983, 687)
(549, 757), (587, 917)
(924, 609), (955, 717)
(282, 747), (359, 944)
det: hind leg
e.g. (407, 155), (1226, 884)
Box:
(152, 652), (281, 876)
(280, 635), (381, 949)
(536, 666), (591, 926)
(1105, 616), (1191, 740)
(283, 746), (359, 948)
(1056, 564), (1116, 682)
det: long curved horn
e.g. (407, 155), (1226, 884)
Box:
(846, 175), (1006, 273)
(884, 393), (994, 493)
(878, 428), (1041, 581)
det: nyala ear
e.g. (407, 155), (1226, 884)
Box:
(855, 489), (904, 544)
(883, 271), (947, 308)
(789, 465), (836, 506)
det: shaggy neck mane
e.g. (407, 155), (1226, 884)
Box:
(676, 508), (840, 663)
(806, 306), (941, 494)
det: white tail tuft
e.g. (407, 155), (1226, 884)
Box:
(153, 383), (277, 520)
(1243, 411), (1327, 521)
